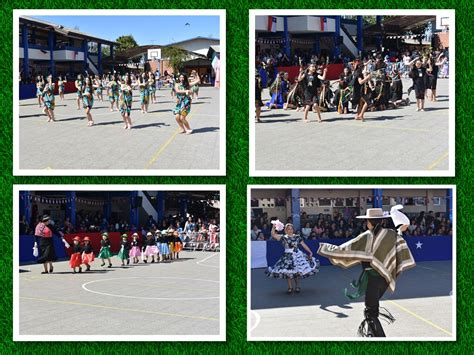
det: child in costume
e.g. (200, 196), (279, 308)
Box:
(129, 233), (141, 264)
(158, 230), (170, 262)
(317, 207), (415, 337)
(117, 233), (131, 266)
(167, 229), (175, 260)
(266, 221), (320, 294)
(81, 236), (95, 271)
(143, 232), (158, 263)
(98, 232), (113, 268)
(69, 236), (83, 273)
(42, 75), (56, 122)
(173, 230), (183, 259)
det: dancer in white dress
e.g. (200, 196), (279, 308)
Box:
(266, 221), (320, 294)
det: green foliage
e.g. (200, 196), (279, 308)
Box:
(162, 46), (191, 72)
(115, 34), (138, 53)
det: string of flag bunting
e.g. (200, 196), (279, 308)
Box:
(251, 195), (451, 206)
(256, 38), (317, 45)
(19, 194), (221, 207)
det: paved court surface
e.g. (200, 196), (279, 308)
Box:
(255, 78), (450, 172)
(19, 87), (221, 171)
(19, 251), (220, 336)
(250, 261), (453, 339)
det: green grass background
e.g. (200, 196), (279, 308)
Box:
(2, 0), (473, 353)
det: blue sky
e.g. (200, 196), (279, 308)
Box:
(34, 15), (220, 45)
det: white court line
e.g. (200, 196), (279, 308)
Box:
(196, 253), (219, 268)
(250, 310), (261, 333)
(82, 276), (219, 300)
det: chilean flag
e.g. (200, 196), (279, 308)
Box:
(320, 16), (328, 32)
(268, 16), (277, 32)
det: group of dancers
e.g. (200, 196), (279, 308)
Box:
(35, 69), (200, 133)
(266, 206), (416, 337)
(69, 230), (184, 272)
(255, 50), (447, 122)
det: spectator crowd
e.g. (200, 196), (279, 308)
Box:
(251, 210), (452, 241)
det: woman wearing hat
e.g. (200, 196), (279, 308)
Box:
(81, 236), (95, 271)
(69, 236), (83, 273)
(129, 233), (141, 264)
(317, 207), (415, 337)
(266, 222), (320, 294)
(98, 232), (113, 268)
(143, 232), (158, 263)
(158, 230), (170, 262)
(34, 214), (69, 274)
(117, 233), (131, 266)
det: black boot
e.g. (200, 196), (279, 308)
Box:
(358, 308), (387, 337)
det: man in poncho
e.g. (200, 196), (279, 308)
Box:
(317, 206), (415, 337)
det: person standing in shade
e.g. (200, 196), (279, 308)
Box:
(34, 215), (69, 274)
(410, 59), (428, 112)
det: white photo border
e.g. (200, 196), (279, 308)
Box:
(13, 184), (226, 342)
(247, 184), (456, 341)
(13, 9), (226, 176)
(249, 9), (455, 177)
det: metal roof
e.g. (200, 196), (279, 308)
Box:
(165, 36), (220, 46)
(20, 16), (119, 46)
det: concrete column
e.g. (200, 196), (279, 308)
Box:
(313, 34), (320, 55)
(376, 16), (383, 50)
(333, 16), (341, 59)
(446, 189), (452, 221)
(357, 15), (363, 55)
(20, 191), (31, 224)
(98, 43), (102, 75)
(372, 189), (383, 208)
(156, 192), (165, 223)
(83, 39), (88, 72)
(103, 192), (111, 220)
(283, 16), (291, 57)
(110, 45), (114, 72)
(291, 189), (301, 232)
(129, 191), (139, 228)
(21, 24), (29, 78)
(48, 30), (55, 78)
(66, 191), (76, 227)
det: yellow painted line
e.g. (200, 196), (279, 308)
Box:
(20, 296), (218, 322)
(144, 106), (200, 169)
(386, 300), (452, 336)
(426, 150), (449, 170)
(333, 122), (430, 133)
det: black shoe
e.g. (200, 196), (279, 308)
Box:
(86, 265), (91, 271)
(144, 260), (147, 263)
(73, 270), (77, 274)
(127, 259), (130, 265)
(108, 264), (112, 268)
(151, 260), (155, 263)
(41, 271), (48, 274)
(49, 266), (54, 273)
(79, 267), (82, 273)
(101, 263), (105, 267)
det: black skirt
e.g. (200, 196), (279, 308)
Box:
(37, 237), (57, 263)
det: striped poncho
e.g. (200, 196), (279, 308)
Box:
(317, 228), (415, 292)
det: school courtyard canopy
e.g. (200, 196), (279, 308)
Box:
(256, 15), (439, 59)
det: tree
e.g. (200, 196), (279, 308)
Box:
(162, 46), (191, 72)
(116, 35), (138, 53)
